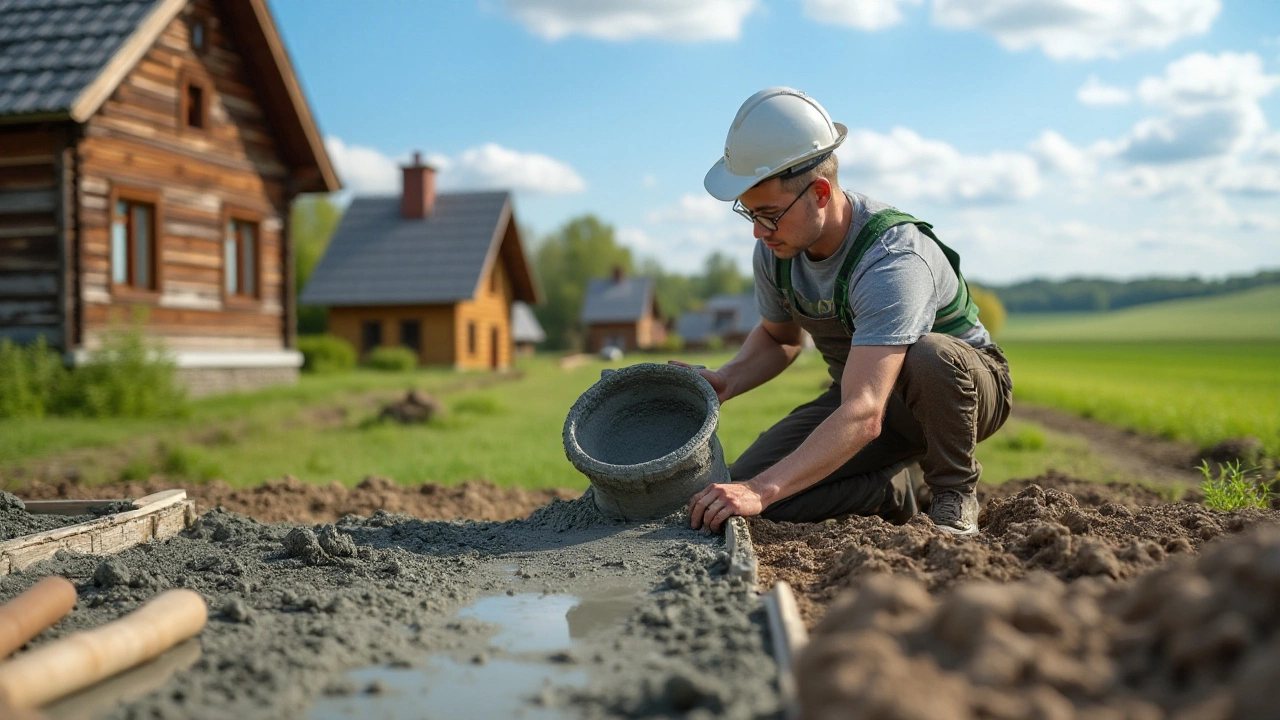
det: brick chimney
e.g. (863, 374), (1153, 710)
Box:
(401, 151), (436, 219)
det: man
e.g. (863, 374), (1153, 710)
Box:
(680, 87), (1012, 536)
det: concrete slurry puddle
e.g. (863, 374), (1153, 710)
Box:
(309, 586), (641, 719)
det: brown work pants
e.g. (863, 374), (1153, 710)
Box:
(730, 334), (1013, 523)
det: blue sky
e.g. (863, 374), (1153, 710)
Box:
(270, 0), (1280, 284)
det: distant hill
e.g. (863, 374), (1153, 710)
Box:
(983, 269), (1280, 314)
(1000, 285), (1280, 342)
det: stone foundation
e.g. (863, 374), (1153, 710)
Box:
(177, 366), (299, 398)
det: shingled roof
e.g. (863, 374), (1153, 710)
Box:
(0, 0), (338, 191)
(300, 192), (538, 307)
(580, 276), (656, 324)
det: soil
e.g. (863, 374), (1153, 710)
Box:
(0, 491), (779, 719)
(5, 475), (580, 525)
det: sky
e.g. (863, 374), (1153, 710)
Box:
(269, 0), (1280, 285)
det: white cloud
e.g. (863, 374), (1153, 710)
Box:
(1028, 130), (1097, 177)
(1119, 106), (1264, 164)
(931, 0), (1221, 60)
(505, 0), (757, 41)
(446, 143), (586, 194)
(1136, 52), (1280, 111)
(646, 193), (727, 223)
(838, 127), (1041, 204)
(1077, 75), (1131, 106)
(800, 0), (922, 31)
(325, 137), (403, 195)
(322, 137), (585, 197)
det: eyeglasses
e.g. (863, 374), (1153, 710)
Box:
(732, 180), (815, 231)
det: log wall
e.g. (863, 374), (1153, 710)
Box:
(0, 126), (65, 346)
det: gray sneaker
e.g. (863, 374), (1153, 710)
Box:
(929, 489), (980, 535)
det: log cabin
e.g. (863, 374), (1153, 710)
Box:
(0, 0), (340, 396)
(580, 267), (665, 354)
(299, 154), (540, 370)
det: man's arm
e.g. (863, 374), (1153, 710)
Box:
(688, 344), (907, 530)
(673, 318), (804, 403)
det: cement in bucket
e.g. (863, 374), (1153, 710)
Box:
(563, 363), (729, 521)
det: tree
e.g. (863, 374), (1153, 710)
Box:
(292, 194), (343, 335)
(533, 215), (633, 350)
(697, 251), (748, 299)
(968, 284), (1007, 338)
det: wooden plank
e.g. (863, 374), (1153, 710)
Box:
(0, 190), (57, 215)
(763, 581), (809, 720)
(0, 273), (58, 296)
(0, 299), (59, 324)
(0, 490), (194, 576)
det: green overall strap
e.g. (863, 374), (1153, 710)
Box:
(772, 209), (979, 336)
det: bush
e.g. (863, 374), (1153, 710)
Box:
(0, 336), (67, 418)
(969, 284), (1007, 338)
(705, 335), (725, 352)
(364, 345), (418, 372)
(299, 334), (355, 374)
(61, 322), (187, 418)
(658, 334), (685, 353)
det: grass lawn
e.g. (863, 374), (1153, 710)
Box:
(0, 348), (1161, 491)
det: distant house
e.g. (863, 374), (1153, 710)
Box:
(580, 269), (664, 353)
(511, 301), (545, 356)
(0, 0), (341, 396)
(300, 154), (539, 370)
(675, 293), (760, 349)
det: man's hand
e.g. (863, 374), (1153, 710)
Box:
(688, 482), (764, 532)
(667, 360), (731, 403)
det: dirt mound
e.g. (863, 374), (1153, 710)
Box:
(752, 474), (1278, 627)
(798, 524), (1280, 720)
(7, 476), (580, 525)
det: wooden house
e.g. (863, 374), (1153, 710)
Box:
(300, 155), (540, 370)
(510, 300), (545, 356)
(674, 292), (760, 349)
(0, 0), (340, 396)
(580, 268), (665, 354)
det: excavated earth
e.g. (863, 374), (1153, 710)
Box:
(0, 489), (779, 720)
(750, 471), (1280, 720)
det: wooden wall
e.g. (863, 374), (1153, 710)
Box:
(328, 305), (456, 366)
(454, 230), (514, 370)
(586, 310), (664, 353)
(76, 0), (291, 352)
(0, 125), (66, 347)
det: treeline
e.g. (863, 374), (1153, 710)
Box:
(985, 270), (1280, 313)
(533, 215), (749, 350)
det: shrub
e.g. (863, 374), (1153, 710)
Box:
(364, 345), (418, 372)
(705, 335), (725, 351)
(969, 284), (1007, 338)
(60, 322), (187, 418)
(658, 334), (685, 353)
(298, 334), (355, 374)
(0, 336), (67, 418)
(1199, 460), (1272, 512)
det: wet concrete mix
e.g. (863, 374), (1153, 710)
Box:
(0, 488), (780, 719)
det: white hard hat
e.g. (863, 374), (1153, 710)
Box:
(704, 87), (847, 201)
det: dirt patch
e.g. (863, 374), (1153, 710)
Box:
(751, 472), (1279, 628)
(1012, 403), (1205, 485)
(6, 476), (581, 525)
(798, 525), (1280, 719)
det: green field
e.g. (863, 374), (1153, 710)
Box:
(1000, 285), (1280, 342)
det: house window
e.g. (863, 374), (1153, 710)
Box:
(362, 321), (382, 353)
(224, 218), (258, 297)
(400, 320), (421, 353)
(186, 82), (205, 128)
(468, 322), (477, 356)
(111, 198), (157, 290)
(190, 20), (206, 51)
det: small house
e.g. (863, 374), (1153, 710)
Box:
(300, 155), (539, 370)
(511, 300), (545, 356)
(580, 269), (664, 354)
(675, 293), (760, 349)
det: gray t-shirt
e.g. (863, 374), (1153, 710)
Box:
(755, 190), (993, 350)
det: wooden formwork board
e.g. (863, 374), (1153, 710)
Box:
(0, 490), (196, 576)
(764, 581), (809, 720)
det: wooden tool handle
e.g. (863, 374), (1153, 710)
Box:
(0, 589), (207, 709)
(0, 577), (77, 660)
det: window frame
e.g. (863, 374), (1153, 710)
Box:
(361, 320), (382, 355)
(399, 319), (421, 354)
(220, 205), (264, 305)
(108, 185), (162, 297)
(178, 68), (211, 133)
